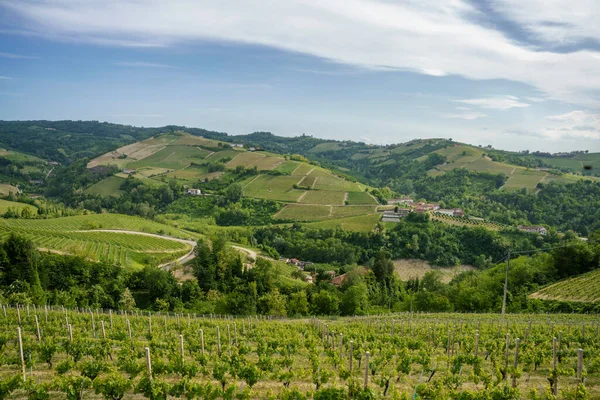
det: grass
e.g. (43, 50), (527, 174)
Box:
(313, 176), (361, 192)
(254, 155), (284, 170)
(0, 199), (38, 214)
(275, 204), (331, 221)
(243, 175), (305, 202)
(308, 142), (342, 153)
(84, 176), (126, 197)
(298, 190), (345, 205)
(346, 191), (377, 205)
(0, 184), (18, 196)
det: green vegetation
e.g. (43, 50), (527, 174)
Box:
(346, 190), (377, 205)
(84, 176), (125, 197)
(0, 199), (38, 216)
(298, 190), (345, 205)
(531, 268), (600, 303)
(275, 204), (331, 221)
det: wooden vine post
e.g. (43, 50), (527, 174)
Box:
(34, 315), (41, 342)
(68, 323), (73, 342)
(474, 330), (479, 358)
(179, 334), (185, 363)
(200, 329), (205, 356)
(512, 338), (520, 388)
(145, 347), (152, 379)
(577, 348), (584, 383)
(17, 327), (25, 381)
(364, 351), (370, 390)
(349, 340), (354, 373)
(504, 333), (510, 380)
(217, 326), (222, 356)
(552, 337), (558, 396)
(101, 320), (106, 339)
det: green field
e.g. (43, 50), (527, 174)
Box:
(530, 268), (600, 303)
(243, 175), (305, 202)
(127, 145), (210, 170)
(313, 176), (361, 191)
(275, 204), (331, 220)
(503, 170), (546, 191)
(346, 190), (377, 205)
(0, 214), (197, 268)
(331, 205), (376, 217)
(0, 199), (38, 215)
(305, 213), (381, 232)
(291, 162), (314, 176)
(84, 176), (125, 197)
(226, 152), (266, 168)
(273, 160), (299, 174)
(298, 190), (345, 205)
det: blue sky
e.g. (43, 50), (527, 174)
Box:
(0, 0), (599, 152)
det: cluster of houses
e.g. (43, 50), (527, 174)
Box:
(383, 197), (464, 222)
(382, 196), (547, 235)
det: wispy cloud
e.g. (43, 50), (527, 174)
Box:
(0, 51), (38, 59)
(202, 83), (272, 90)
(2, 0), (600, 106)
(543, 110), (600, 140)
(443, 112), (487, 120)
(115, 61), (174, 68)
(455, 95), (530, 110)
(0, 76), (13, 80)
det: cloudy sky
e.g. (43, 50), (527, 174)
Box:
(0, 0), (599, 152)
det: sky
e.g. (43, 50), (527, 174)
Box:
(0, 0), (599, 152)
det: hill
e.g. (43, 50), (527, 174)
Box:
(0, 214), (199, 268)
(529, 268), (600, 303)
(88, 131), (380, 223)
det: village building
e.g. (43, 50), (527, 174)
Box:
(436, 208), (464, 217)
(387, 197), (413, 205)
(186, 188), (202, 196)
(518, 225), (547, 236)
(123, 168), (136, 175)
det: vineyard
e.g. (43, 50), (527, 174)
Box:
(0, 215), (198, 268)
(0, 307), (597, 399)
(530, 268), (600, 303)
(431, 213), (506, 231)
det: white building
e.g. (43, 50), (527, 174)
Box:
(186, 188), (202, 196)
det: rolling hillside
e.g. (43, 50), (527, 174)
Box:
(88, 131), (380, 223)
(529, 268), (600, 303)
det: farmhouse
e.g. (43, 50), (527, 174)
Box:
(286, 258), (313, 269)
(186, 188), (202, 196)
(331, 267), (369, 286)
(232, 144), (244, 148)
(382, 209), (410, 223)
(415, 202), (440, 212)
(387, 197), (413, 205)
(123, 169), (136, 175)
(518, 225), (547, 236)
(436, 208), (464, 217)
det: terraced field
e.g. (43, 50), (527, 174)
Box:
(530, 268), (600, 303)
(0, 214), (199, 268)
(431, 212), (506, 231)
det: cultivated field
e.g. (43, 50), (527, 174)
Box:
(243, 175), (305, 202)
(298, 190), (346, 205)
(84, 176), (126, 197)
(346, 191), (377, 205)
(0, 308), (597, 399)
(0, 199), (38, 215)
(0, 214), (198, 268)
(305, 213), (381, 232)
(530, 268), (600, 303)
(394, 258), (475, 283)
(275, 204), (332, 221)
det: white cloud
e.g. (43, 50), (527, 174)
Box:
(443, 111), (487, 120)
(0, 76), (13, 80)
(115, 61), (173, 68)
(543, 110), (600, 139)
(0, 51), (38, 59)
(2, 0), (600, 107)
(489, 0), (600, 45)
(455, 95), (530, 110)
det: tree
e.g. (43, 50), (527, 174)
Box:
(372, 251), (394, 284)
(118, 288), (136, 311)
(225, 183), (243, 203)
(311, 291), (339, 315)
(340, 283), (369, 316)
(258, 289), (287, 316)
(287, 291), (309, 316)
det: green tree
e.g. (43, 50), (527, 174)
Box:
(287, 291), (309, 316)
(340, 283), (369, 316)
